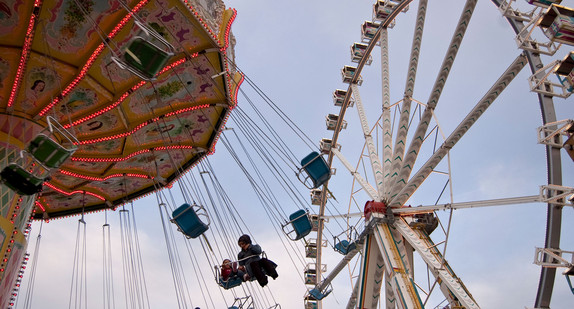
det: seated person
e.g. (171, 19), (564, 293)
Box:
(237, 234), (278, 287)
(220, 258), (247, 282)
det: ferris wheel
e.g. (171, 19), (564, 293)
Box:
(301, 1), (574, 308)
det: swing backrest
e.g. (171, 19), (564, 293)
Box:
(28, 134), (74, 169)
(286, 209), (312, 241)
(171, 203), (209, 239)
(0, 163), (45, 196)
(123, 37), (173, 80)
(334, 239), (357, 255)
(299, 152), (331, 189)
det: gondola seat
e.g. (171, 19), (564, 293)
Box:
(171, 203), (209, 239)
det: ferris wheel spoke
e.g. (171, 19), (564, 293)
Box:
(351, 84), (386, 198)
(379, 27), (394, 199)
(388, 0), (478, 200)
(385, 0), (428, 200)
(390, 53), (528, 207)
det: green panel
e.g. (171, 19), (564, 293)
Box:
(124, 38), (172, 79)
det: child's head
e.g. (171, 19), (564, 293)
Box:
(222, 259), (231, 269)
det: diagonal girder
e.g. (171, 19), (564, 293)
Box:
(371, 223), (423, 309)
(390, 53), (528, 207)
(393, 217), (480, 309)
(332, 147), (379, 200)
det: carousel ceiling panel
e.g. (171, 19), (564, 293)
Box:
(58, 160), (112, 176)
(0, 1), (31, 45)
(14, 52), (78, 115)
(0, 0), (240, 220)
(124, 107), (223, 148)
(35, 1), (125, 66)
(0, 49), (20, 107)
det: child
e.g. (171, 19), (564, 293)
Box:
(221, 258), (248, 282)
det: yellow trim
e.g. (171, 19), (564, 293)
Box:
(0, 131), (26, 149)
(218, 9), (235, 48)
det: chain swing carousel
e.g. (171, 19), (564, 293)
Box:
(0, 0), (241, 306)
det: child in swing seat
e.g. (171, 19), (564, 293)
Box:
(220, 258), (248, 282)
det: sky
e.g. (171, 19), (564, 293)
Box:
(13, 1), (574, 309)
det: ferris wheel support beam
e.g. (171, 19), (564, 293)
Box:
(370, 223), (423, 309)
(391, 216), (480, 309)
(385, 0), (428, 199)
(390, 52), (528, 207)
(332, 148), (379, 200)
(388, 0), (478, 201)
(325, 194), (544, 220)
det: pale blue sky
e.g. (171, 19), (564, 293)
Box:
(16, 1), (574, 308)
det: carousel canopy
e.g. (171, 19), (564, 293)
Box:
(0, 0), (242, 219)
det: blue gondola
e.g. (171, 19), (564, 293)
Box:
(282, 209), (312, 241)
(308, 286), (332, 301)
(297, 152), (331, 189)
(171, 203), (209, 239)
(333, 227), (358, 255)
(334, 239), (357, 255)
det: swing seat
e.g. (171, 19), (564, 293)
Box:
(28, 134), (75, 169)
(0, 163), (45, 196)
(298, 152), (331, 189)
(219, 276), (243, 290)
(171, 203), (209, 239)
(308, 287), (332, 301)
(122, 37), (174, 80)
(334, 240), (357, 255)
(285, 209), (312, 241)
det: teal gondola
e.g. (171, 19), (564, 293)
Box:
(282, 209), (312, 241)
(297, 152), (331, 189)
(171, 203), (209, 239)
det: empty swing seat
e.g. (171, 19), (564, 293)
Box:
(287, 209), (312, 241)
(0, 164), (45, 196)
(123, 37), (173, 80)
(308, 287), (332, 301)
(28, 134), (74, 169)
(299, 152), (331, 189)
(334, 240), (357, 255)
(171, 203), (209, 239)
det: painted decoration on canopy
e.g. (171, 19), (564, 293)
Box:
(0, 0), (242, 219)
